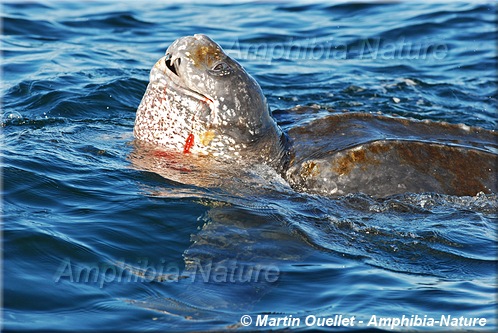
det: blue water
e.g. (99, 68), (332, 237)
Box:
(2, 1), (497, 332)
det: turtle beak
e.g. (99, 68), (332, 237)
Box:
(165, 53), (180, 77)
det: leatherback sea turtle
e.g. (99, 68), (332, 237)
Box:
(134, 34), (497, 197)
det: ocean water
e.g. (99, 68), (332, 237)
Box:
(2, 1), (497, 332)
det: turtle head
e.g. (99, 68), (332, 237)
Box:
(134, 34), (285, 164)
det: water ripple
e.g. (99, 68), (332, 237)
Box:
(3, 1), (497, 331)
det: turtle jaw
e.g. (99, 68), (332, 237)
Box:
(160, 54), (214, 107)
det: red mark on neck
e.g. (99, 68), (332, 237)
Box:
(183, 133), (195, 154)
(153, 150), (175, 159)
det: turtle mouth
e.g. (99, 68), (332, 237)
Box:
(163, 54), (214, 106)
(165, 55), (180, 77)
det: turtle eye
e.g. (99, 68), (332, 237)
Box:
(213, 62), (229, 71)
(210, 62), (231, 76)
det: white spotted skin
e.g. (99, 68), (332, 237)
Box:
(134, 34), (287, 168)
(134, 58), (211, 154)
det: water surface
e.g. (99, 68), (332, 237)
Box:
(2, 1), (497, 332)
